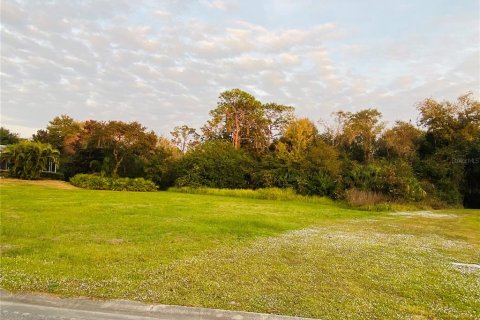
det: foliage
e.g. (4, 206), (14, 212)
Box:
(415, 149), (465, 205)
(202, 89), (294, 153)
(70, 173), (157, 191)
(262, 102), (295, 145)
(0, 127), (20, 145)
(343, 160), (426, 201)
(276, 118), (318, 164)
(272, 119), (341, 196)
(202, 89), (262, 150)
(335, 109), (384, 162)
(463, 140), (480, 208)
(13, 91), (479, 207)
(144, 137), (181, 189)
(378, 121), (423, 161)
(415, 93), (480, 206)
(1, 141), (59, 180)
(175, 140), (254, 188)
(101, 121), (158, 177)
(32, 115), (82, 164)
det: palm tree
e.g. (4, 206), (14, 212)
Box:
(2, 141), (59, 179)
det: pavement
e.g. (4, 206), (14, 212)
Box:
(0, 290), (313, 320)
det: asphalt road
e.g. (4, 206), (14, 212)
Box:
(1, 300), (160, 320)
(0, 291), (311, 320)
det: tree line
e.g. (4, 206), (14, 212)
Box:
(1, 89), (479, 208)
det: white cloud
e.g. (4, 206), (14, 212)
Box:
(0, 0), (478, 138)
(206, 0), (238, 12)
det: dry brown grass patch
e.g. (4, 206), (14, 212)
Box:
(0, 178), (77, 190)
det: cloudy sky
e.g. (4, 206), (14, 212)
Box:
(1, 0), (479, 137)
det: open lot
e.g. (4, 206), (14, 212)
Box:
(1, 179), (479, 319)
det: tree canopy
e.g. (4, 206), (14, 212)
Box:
(2, 90), (478, 207)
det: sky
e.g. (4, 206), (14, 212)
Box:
(1, 0), (479, 138)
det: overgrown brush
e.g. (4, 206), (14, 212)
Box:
(343, 188), (436, 211)
(344, 188), (386, 207)
(168, 186), (333, 204)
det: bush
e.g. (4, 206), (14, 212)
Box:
(175, 141), (254, 189)
(40, 172), (65, 180)
(70, 174), (157, 191)
(293, 171), (338, 197)
(414, 150), (464, 205)
(343, 160), (426, 201)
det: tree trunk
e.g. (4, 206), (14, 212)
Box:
(234, 114), (240, 149)
(112, 149), (123, 177)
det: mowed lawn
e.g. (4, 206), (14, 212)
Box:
(1, 179), (479, 319)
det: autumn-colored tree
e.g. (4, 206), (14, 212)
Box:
(417, 92), (480, 147)
(276, 118), (318, 165)
(380, 121), (423, 161)
(274, 119), (340, 195)
(337, 109), (384, 162)
(44, 115), (82, 152)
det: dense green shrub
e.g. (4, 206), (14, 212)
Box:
(175, 141), (254, 188)
(70, 174), (111, 190)
(70, 174), (157, 191)
(292, 171), (338, 197)
(414, 148), (464, 205)
(343, 160), (426, 201)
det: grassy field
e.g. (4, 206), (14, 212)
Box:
(1, 179), (479, 319)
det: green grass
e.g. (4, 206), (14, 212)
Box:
(1, 179), (479, 319)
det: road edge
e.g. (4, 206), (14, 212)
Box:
(0, 290), (316, 320)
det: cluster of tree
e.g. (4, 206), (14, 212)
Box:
(1, 89), (478, 207)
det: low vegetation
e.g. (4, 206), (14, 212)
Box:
(169, 186), (334, 204)
(70, 173), (157, 191)
(1, 180), (479, 319)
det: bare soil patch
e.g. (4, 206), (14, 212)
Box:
(390, 211), (456, 218)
